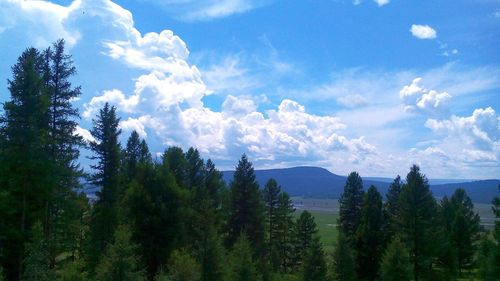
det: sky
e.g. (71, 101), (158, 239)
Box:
(0, 0), (499, 179)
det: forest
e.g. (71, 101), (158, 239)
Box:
(0, 40), (499, 281)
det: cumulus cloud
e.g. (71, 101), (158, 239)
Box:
(425, 107), (500, 150)
(74, 125), (95, 143)
(400, 77), (451, 115)
(410, 24), (437, 39)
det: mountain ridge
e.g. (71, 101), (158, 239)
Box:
(222, 166), (499, 204)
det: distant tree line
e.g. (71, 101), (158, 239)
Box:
(0, 41), (499, 281)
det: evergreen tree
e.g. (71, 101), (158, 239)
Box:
(227, 234), (261, 281)
(477, 236), (498, 281)
(0, 47), (50, 280)
(398, 165), (438, 281)
(58, 260), (88, 281)
(95, 225), (145, 281)
(162, 146), (188, 187)
(380, 236), (411, 281)
(123, 131), (142, 181)
(293, 211), (318, 269)
(22, 223), (54, 281)
(384, 175), (402, 240)
(123, 160), (184, 279)
(227, 154), (265, 254)
(43, 39), (84, 266)
(263, 178), (281, 269)
(275, 191), (296, 273)
(301, 237), (327, 281)
(87, 102), (122, 271)
(355, 185), (385, 281)
(338, 171), (364, 246)
(331, 232), (356, 281)
(166, 250), (201, 281)
(449, 189), (480, 275)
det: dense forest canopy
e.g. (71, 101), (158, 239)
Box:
(0, 41), (499, 281)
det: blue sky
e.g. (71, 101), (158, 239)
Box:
(0, 0), (499, 178)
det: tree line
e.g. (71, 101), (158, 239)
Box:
(0, 41), (499, 281)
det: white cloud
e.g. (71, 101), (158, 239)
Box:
(410, 24), (437, 39)
(425, 107), (500, 150)
(400, 77), (451, 115)
(142, 0), (272, 21)
(74, 125), (95, 143)
(374, 0), (390, 6)
(337, 94), (368, 108)
(120, 117), (147, 138)
(83, 89), (139, 118)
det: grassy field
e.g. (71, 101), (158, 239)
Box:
(292, 196), (497, 253)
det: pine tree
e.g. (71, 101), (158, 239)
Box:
(162, 146), (188, 187)
(380, 236), (411, 281)
(338, 171), (364, 246)
(227, 234), (261, 281)
(227, 154), (265, 254)
(384, 175), (402, 240)
(43, 39), (84, 266)
(95, 225), (145, 281)
(123, 131), (142, 181)
(293, 210), (318, 269)
(355, 185), (385, 281)
(275, 191), (296, 273)
(58, 260), (88, 281)
(123, 160), (184, 279)
(166, 250), (202, 281)
(331, 232), (356, 281)
(301, 236), (327, 281)
(87, 102), (122, 271)
(0, 47), (51, 280)
(398, 165), (438, 281)
(449, 189), (480, 275)
(22, 223), (54, 281)
(263, 178), (281, 269)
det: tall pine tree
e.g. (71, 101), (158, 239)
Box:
(0, 47), (50, 281)
(87, 102), (122, 271)
(398, 165), (438, 281)
(338, 172), (364, 246)
(227, 154), (265, 255)
(355, 185), (385, 281)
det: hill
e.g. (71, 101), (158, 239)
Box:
(222, 166), (499, 204)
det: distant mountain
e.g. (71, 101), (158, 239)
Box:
(222, 166), (499, 204)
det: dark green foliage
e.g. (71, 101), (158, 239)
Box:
(227, 154), (265, 254)
(123, 161), (184, 279)
(338, 172), (364, 246)
(42, 39), (85, 267)
(58, 260), (88, 281)
(301, 236), (327, 281)
(331, 232), (356, 281)
(274, 191), (296, 273)
(293, 210), (318, 269)
(123, 131), (143, 181)
(0, 47), (51, 281)
(95, 225), (145, 281)
(228, 234), (261, 281)
(384, 175), (402, 240)
(477, 236), (499, 281)
(22, 223), (54, 281)
(380, 236), (411, 281)
(166, 250), (201, 281)
(448, 189), (480, 274)
(355, 185), (385, 281)
(162, 147), (188, 187)
(398, 165), (438, 281)
(87, 102), (122, 270)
